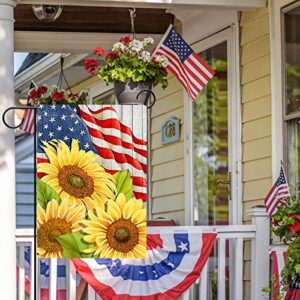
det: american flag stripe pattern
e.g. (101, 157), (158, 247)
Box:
(264, 167), (290, 216)
(19, 81), (37, 135)
(79, 105), (147, 200)
(36, 104), (147, 201)
(72, 230), (216, 300)
(152, 25), (214, 101)
(20, 108), (35, 135)
(17, 247), (71, 300)
(271, 249), (287, 300)
(272, 249), (300, 299)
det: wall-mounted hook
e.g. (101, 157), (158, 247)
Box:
(2, 106), (37, 129)
(136, 90), (156, 109)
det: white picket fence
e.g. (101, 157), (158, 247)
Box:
(16, 208), (270, 300)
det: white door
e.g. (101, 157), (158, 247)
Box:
(184, 26), (241, 300)
(185, 27), (242, 227)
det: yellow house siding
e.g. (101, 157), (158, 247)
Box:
(241, 7), (272, 216)
(150, 75), (185, 225)
(71, 76), (99, 93)
(240, 7), (271, 300)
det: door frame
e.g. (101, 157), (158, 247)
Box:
(184, 25), (242, 226)
(269, 0), (300, 181)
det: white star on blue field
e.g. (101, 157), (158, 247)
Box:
(37, 105), (96, 154)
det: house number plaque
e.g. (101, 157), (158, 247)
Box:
(161, 116), (181, 145)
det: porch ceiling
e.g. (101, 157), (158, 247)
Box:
(19, 0), (267, 10)
(14, 5), (174, 33)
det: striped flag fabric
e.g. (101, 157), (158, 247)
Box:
(19, 81), (37, 135)
(271, 248), (300, 300)
(36, 104), (147, 201)
(271, 249), (287, 300)
(16, 246), (31, 298)
(39, 259), (69, 300)
(17, 247), (70, 300)
(72, 230), (216, 300)
(152, 25), (215, 101)
(20, 108), (35, 134)
(264, 166), (290, 216)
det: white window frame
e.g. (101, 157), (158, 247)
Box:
(269, 0), (300, 181)
(184, 25), (242, 226)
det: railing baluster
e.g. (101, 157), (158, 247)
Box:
(199, 261), (208, 300)
(234, 237), (243, 300)
(49, 258), (57, 300)
(30, 241), (35, 300)
(218, 238), (226, 300)
(37, 257), (40, 300)
(67, 260), (77, 300)
(18, 245), (25, 300)
(229, 238), (235, 300)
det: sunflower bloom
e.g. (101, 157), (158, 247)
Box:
(82, 193), (146, 258)
(38, 139), (116, 210)
(37, 200), (85, 258)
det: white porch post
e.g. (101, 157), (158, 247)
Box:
(249, 207), (270, 300)
(0, 1), (17, 299)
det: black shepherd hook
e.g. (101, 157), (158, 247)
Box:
(136, 90), (156, 109)
(2, 106), (37, 129)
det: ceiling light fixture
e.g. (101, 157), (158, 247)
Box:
(32, 5), (63, 22)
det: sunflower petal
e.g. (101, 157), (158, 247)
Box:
(37, 204), (47, 224)
(123, 200), (135, 219)
(38, 163), (58, 176)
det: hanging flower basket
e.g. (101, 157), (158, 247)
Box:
(84, 36), (169, 106)
(27, 85), (89, 105)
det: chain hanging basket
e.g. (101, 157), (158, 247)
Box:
(84, 8), (168, 108)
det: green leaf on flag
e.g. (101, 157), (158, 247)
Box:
(113, 170), (133, 201)
(57, 232), (93, 258)
(37, 178), (61, 209)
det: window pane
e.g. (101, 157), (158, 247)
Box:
(284, 6), (300, 115)
(193, 41), (229, 226)
(287, 118), (300, 195)
(284, 5), (300, 194)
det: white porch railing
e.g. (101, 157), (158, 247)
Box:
(16, 207), (270, 300)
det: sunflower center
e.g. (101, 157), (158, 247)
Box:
(58, 165), (94, 198)
(106, 218), (139, 253)
(115, 227), (131, 243)
(48, 229), (62, 242)
(69, 174), (85, 188)
(37, 218), (72, 254)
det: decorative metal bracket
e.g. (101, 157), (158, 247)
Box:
(2, 106), (37, 129)
(136, 90), (156, 109)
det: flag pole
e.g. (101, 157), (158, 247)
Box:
(150, 24), (172, 59)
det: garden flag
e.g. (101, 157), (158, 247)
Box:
(152, 25), (215, 101)
(36, 105), (147, 259)
(72, 230), (217, 300)
(264, 166), (290, 216)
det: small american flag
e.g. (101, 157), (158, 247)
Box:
(20, 81), (37, 135)
(20, 108), (35, 135)
(264, 166), (290, 216)
(152, 25), (215, 101)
